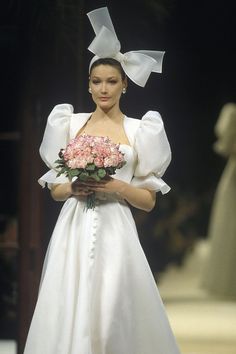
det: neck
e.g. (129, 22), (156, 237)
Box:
(92, 106), (124, 122)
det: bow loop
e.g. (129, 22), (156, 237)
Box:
(88, 26), (121, 58)
(121, 52), (159, 87)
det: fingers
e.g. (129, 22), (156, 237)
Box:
(72, 189), (94, 196)
(84, 182), (106, 189)
(71, 178), (111, 195)
(71, 182), (94, 195)
(80, 190), (94, 196)
(73, 180), (107, 188)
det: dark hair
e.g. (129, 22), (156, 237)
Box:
(89, 58), (126, 81)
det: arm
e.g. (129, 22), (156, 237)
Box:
(82, 178), (156, 212)
(50, 183), (72, 201)
(50, 178), (156, 212)
(115, 180), (156, 212)
(50, 181), (93, 201)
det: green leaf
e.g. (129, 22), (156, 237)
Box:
(97, 168), (106, 178)
(56, 166), (68, 176)
(67, 170), (73, 180)
(70, 169), (80, 177)
(86, 163), (96, 171)
(55, 159), (64, 164)
(59, 167), (66, 174)
(90, 173), (100, 182)
(79, 172), (89, 181)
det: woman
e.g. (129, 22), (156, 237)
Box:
(50, 58), (158, 211)
(201, 103), (236, 299)
(23, 7), (181, 354)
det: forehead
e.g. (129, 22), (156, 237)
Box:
(90, 64), (121, 78)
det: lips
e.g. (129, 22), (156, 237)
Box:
(100, 97), (109, 101)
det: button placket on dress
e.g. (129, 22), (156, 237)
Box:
(89, 199), (99, 262)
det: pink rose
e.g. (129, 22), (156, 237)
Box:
(94, 156), (104, 167)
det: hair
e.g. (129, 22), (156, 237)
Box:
(89, 58), (126, 81)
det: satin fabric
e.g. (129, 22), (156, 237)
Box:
(23, 104), (181, 354)
(38, 104), (171, 193)
(87, 7), (165, 87)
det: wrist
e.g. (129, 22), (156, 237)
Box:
(61, 183), (73, 200)
(51, 182), (72, 201)
(116, 181), (129, 198)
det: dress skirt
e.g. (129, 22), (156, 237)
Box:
(23, 194), (180, 354)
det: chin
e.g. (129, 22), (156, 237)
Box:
(99, 103), (113, 110)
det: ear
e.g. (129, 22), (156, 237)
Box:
(88, 78), (91, 92)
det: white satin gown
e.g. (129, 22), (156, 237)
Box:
(23, 104), (181, 354)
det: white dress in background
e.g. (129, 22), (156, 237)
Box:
(201, 103), (236, 299)
(23, 104), (181, 354)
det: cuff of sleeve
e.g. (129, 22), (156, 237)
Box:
(131, 174), (171, 194)
(38, 169), (70, 189)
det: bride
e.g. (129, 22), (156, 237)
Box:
(23, 7), (181, 354)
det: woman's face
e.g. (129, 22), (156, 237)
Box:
(89, 64), (126, 111)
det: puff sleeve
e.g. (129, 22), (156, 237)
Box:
(38, 104), (73, 188)
(131, 111), (171, 194)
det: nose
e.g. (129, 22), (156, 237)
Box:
(101, 82), (108, 93)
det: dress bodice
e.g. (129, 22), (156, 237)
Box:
(38, 104), (172, 194)
(114, 145), (136, 184)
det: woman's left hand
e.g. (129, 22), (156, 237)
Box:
(79, 177), (156, 212)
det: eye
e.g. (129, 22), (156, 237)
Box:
(108, 80), (118, 84)
(92, 80), (100, 84)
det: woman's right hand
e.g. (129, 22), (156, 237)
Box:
(50, 179), (93, 201)
(71, 178), (94, 196)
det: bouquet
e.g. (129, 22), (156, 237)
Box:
(55, 134), (126, 210)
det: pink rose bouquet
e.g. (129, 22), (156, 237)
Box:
(55, 134), (126, 210)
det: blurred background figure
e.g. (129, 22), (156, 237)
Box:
(201, 103), (236, 299)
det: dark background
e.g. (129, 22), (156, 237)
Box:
(2, 0), (236, 198)
(0, 0), (236, 345)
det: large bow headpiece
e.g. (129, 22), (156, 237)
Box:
(87, 7), (165, 87)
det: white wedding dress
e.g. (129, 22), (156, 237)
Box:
(23, 104), (181, 354)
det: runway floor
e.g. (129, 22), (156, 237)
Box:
(1, 240), (236, 354)
(158, 239), (236, 354)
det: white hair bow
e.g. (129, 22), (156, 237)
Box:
(87, 7), (165, 87)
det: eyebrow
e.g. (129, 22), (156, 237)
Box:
(91, 76), (118, 79)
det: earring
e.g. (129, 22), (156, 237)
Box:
(122, 88), (126, 94)
(88, 87), (92, 93)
